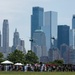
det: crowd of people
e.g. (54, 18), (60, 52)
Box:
(0, 63), (75, 72)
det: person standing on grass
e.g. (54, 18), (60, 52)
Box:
(24, 64), (28, 72)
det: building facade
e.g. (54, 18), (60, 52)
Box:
(13, 29), (20, 47)
(57, 25), (70, 50)
(42, 11), (57, 51)
(2, 19), (9, 54)
(31, 7), (44, 37)
(69, 49), (75, 65)
(60, 44), (70, 64)
(0, 31), (1, 47)
(12, 29), (20, 52)
(32, 30), (47, 62)
(70, 29), (75, 49)
(48, 48), (60, 62)
(72, 15), (75, 29)
(20, 40), (26, 53)
(31, 7), (44, 49)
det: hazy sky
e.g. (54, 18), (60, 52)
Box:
(0, 0), (75, 52)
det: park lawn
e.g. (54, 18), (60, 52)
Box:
(0, 71), (75, 75)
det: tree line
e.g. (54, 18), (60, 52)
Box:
(0, 50), (64, 65)
(0, 50), (38, 64)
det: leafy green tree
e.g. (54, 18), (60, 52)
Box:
(25, 50), (38, 64)
(0, 52), (4, 63)
(53, 60), (64, 65)
(47, 60), (64, 65)
(7, 50), (25, 64)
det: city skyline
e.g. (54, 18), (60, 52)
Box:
(0, 0), (75, 51)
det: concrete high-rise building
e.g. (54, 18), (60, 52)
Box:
(69, 49), (75, 65)
(20, 40), (25, 48)
(32, 30), (47, 61)
(0, 31), (1, 47)
(60, 44), (70, 64)
(12, 29), (26, 53)
(72, 15), (75, 29)
(70, 29), (75, 49)
(42, 11), (57, 51)
(12, 29), (20, 52)
(48, 48), (60, 62)
(20, 40), (26, 53)
(57, 25), (70, 50)
(31, 7), (44, 49)
(13, 29), (20, 47)
(2, 19), (9, 55)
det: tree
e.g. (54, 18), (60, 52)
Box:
(0, 52), (4, 63)
(53, 60), (64, 65)
(25, 50), (38, 64)
(7, 50), (25, 64)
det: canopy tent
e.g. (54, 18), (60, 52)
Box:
(1, 60), (13, 64)
(1, 60), (13, 71)
(14, 63), (23, 66)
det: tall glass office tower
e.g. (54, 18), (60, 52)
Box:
(42, 11), (57, 51)
(2, 19), (9, 53)
(70, 29), (75, 49)
(31, 7), (44, 49)
(31, 7), (44, 37)
(72, 15), (75, 29)
(57, 25), (70, 50)
(45, 11), (57, 39)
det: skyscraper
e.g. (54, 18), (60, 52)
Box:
(45, 11), (57, 39)
(31, 7), (44, 37)
(72, 15), (75, 29)
(57, 25), (70, 50)
(69, 49), (75, 65)
(42, 11), (57, 51)
(48, 48), (60, 62)
(32, 30), (47, 61)
(13, 29), (20, 47)
(2, 19), (9, 54)
(20, 40), (26, 53)
(0, 31), (1, 47)
(12, 29), (20, 52)
(70, 29), (75, 49)
(31, 7), (44, 49)
(60, 44), (70, 64)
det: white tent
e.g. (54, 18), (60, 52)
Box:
(14, 63), (23, 66)
(1, 60), (13, 64)
(1, 60), (13, 71)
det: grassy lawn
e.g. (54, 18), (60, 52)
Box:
(0, 71), (75, 75)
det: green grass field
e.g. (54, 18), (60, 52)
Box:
(0, 71), (75, 75)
